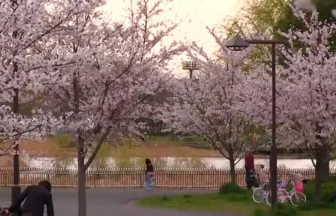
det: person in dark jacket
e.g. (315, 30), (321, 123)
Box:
(245, 151), (256, 190)
(6, 180), (54, 216)
(145, 158), (154, 190)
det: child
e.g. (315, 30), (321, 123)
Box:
(277, 177), (287, 189)
(277, 177), (288, 203)
(145, 158), (154, 190)
(255, 164), (268, 189)
(290, 173), (304, 193)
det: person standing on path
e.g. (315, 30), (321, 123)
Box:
(5, 180), (54, 216)
(145, 158), (154, 190)
(245, 150), (255, 190)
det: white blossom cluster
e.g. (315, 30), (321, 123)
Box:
(0, 0), (183, 155)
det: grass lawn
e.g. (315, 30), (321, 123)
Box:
(137, 193), (336, 216)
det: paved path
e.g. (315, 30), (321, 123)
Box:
(0, 188), (243, 216)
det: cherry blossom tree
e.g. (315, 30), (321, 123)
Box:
(0, 0), (115, 205)
(42, 0), (183, 215)
(0, 0), (93, 159)
(158, 29), (262, 183)
(239, 4), (336, 201)
(0, 0), (99, 152)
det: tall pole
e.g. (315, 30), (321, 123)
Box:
(11, 1), (21, 212)
(270, 43), (277, 205)
(225, 35), (286, 206)
(189, 69), (192, 79)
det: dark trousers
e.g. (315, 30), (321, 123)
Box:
(246, 169), (258, 190)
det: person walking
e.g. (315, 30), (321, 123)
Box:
(145, 158), (154, 190)
(245, 150), (256, 190)
(5, 180), (54, 216)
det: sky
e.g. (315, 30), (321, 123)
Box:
(102, 0), (245, 75)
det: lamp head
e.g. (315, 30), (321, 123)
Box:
(225, 35), (249, 51)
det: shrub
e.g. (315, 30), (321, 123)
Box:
(52, 134), (72, 148)
(321, 182), (336, 203)
(219, 183), (245, 194)
(304, 178), (336, 204)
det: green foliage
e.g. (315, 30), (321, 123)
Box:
(225, 193), (249, 202)
(321, 183), (336, 203)
(221, 0), (288, 70)
(223, 0), (287, 37)
(218, 183), (245, 194)
(267, 204), (298, 216)
(112, 145), (143, 168)
(90, 143), (112, 169)
(161, 195), (169, 201)
(274, 0), (336, 51)
(96, 143), (112, 158)
(221, 0), (336, 70)
(111, 144), (207, 169)
(253, 204), (298, 216)
(183, 194), (192, 199)
(297, 178), (336, 211)
(138, 192), (336, 216)
(144, 135), (181, 145)
(305, 178), (336, 203)
(52, 134), (72, 148)
(253, 209), (264, 216)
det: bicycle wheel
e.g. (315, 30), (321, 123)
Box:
(265, 191), (272, 206)
(252, 187), (264, 203)
(277, 190), (290, 204)
(290, 192), (306, 207)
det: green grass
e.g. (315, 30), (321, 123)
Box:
(144, 135), (204, 145)
(137, 193), (336, 216)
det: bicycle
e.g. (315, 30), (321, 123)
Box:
(264, 178), (307, 207)
(264, 185), (289, 206)
(261, 180), (289, 206)
(252, 184), (271, 206)
(287, 180), (307, 207)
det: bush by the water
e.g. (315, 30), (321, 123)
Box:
(219, 183), (246, 194)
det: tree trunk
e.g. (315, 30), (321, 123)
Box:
(314, 159), (322, 202)
(78, 151), (87, 216)
(322, 161), (330, 180)
(321, 149), (330, 181)
(228, 153), (236, 184)
(314, 142), (330, 202)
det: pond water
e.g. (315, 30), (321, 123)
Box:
(23, 156), (336, 170)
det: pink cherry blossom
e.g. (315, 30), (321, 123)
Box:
(237, 4), (336, 197)
(158, 27), (261, 183)
(34, 1), (184, 215)
(0, 0), (96, 155)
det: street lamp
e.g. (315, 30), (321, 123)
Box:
(182, 60), (197, 79)
(225, 34), (287, 206)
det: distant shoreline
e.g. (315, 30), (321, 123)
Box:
(209, 154), (315, 160)
(12, 139), (321, 159)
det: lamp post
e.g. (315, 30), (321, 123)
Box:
(182, 60), (197, 79)
(225, 34), (286, 206)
